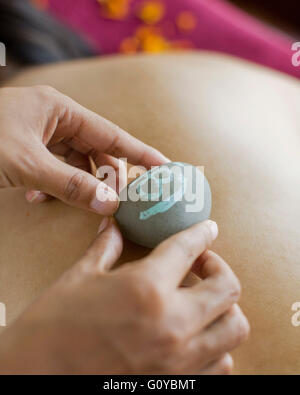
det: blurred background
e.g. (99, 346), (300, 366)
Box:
(1, 0), (299, 80)
(231, 0), (299, 36)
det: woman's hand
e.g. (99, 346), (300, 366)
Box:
(0, 220), (249, 374)
(0, 86), (168, 214)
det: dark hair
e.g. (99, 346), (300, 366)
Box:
(230, 0), (300, 33)
(0, 0), (94, 66)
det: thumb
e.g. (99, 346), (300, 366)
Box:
(30, 150), (119, 215)
(74, 217), (123, 275)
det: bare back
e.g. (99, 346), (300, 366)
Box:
(1, 52), (300, 374)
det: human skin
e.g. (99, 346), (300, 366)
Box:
(0, 218), (248, 374)
(0, 85), (169, 212)
(0, 52), (299, 374)
(0, 79), (249, 375)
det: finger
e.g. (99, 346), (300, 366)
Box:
(49, 144), (91, 172)
(25, 190), (51, 204)
(199, 354), (233, 375)
(189, 304), (249, 367)
(192, 249), (236, 281)
(74, 218), (123, 275)
(28, 146), (119, 215)
(27, 151), (91, 205)
(53, 94), (169, 168)
(141, 220), (219, 288)
(181, 251), (242, 331)
(48, 142), (70, 156)
(65, 150), (91, 173)
(50, 143), (127, 192)
(94, 154), (127, 193)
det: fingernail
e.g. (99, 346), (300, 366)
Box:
(26, 190), (46, 204)
(159, 153), (171, 163)
(98, 217), (110, 234)
(208, 220), (219, 240)
(152, 149), (171, 164)
(90, 185), (119, 215)
(162, 155), (171, 163)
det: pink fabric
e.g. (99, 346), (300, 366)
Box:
(48, 0), (300, 79)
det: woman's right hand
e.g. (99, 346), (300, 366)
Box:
(0, 219), (249, 374)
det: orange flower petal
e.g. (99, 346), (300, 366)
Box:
(120, 37), (140, 54)
(99, 0), (131, 20)
(137, 1), (165, 25)
(141, 34), (170, 53)
(135, 25), (161, 40)
(176, 11), (197, 31)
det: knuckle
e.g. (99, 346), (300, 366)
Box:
(231, 308), (250, 345)
(106, 131), (122, 157)
(34, 85), (58, 97)
(142, 279), (162, 302)
(218, 354), (233, 375)
(172, 236), (195, 261)
(202, 253), (241, 302)
(123, 270), (165, 316)
(199, 337), (214, 357)
(63, 172), (85, 202)
(219, 270), (241, 302)
(144, 284), (165, 315)
(159, 326), (184, 355)
(237, 315), (250, 343)
(215, 265), (242, 302)
(161, 329), (182, 349)
(228, 275), (242, 301)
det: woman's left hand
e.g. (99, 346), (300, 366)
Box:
(0, 86), (168, 215)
